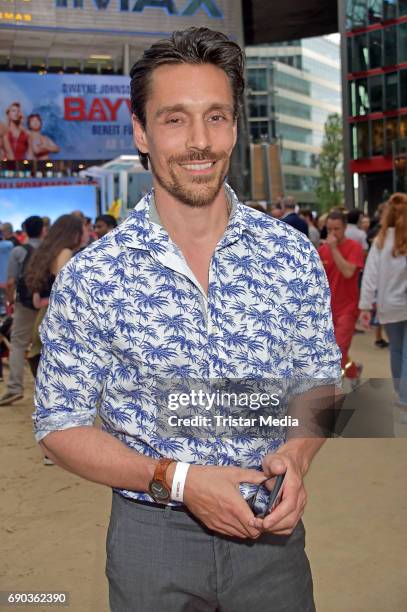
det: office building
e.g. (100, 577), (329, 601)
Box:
(345, 0), (407, 209)
(246, 36), (341, 206)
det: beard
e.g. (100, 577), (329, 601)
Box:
(150, 148), (230, 209)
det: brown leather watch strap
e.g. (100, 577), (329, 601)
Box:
(153, 458), (175, 488)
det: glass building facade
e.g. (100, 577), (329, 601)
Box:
(346, 0), (407, 205)
(246, 37), (341, 205)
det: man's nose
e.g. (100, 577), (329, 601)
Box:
(186, 117), (210, 151)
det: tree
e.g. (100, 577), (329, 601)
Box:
(316, 113), (344, 212)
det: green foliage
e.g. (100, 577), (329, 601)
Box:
(316, 113), (344, 212)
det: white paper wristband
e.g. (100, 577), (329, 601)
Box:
(171, 462), (190, 502)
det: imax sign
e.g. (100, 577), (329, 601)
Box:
(55, 0), (223, 18)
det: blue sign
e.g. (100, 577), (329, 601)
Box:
(0, 73), (134, 161)
(55, 0), (223, 18)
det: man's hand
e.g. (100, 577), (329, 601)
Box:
(250, 451), (307, 536)
(326, 233), (338, 250)
(182, 465), (267, 540)
(359, 309), (371, 329)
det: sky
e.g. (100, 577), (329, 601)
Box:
(0, 185), (97, 230)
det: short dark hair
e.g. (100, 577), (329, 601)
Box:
(347, 208), (363, 224)
(130, 27), (245, 170)
(327, 211), (346, 225)
(95, 214), (117, 229)
(301, 209), (313, 221)
(27, 113), (42, 129)
(281, 196), (297, 210)
(23, 215), (43, 238)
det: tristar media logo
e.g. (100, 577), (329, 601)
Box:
(55, 0), (223, 18)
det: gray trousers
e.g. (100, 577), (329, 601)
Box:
(6, 303), (37, 394)
(106, 493), (315, 612)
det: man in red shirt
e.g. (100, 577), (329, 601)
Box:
(319, 211), (365, 380)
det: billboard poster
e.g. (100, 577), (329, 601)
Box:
(0, 72), (134, 160)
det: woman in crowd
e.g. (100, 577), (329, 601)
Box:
(359, 193), (407, 415)
(25, 214), (83, 377)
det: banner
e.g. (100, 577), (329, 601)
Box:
(0, 72), (134, 160)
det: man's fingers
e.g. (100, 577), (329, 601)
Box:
(235, 467), (267, 485)
(262, 456), (287, 476)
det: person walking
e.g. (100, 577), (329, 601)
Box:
(359, 192), (407, 414)
(0, 235), (13, 316)
(319, 211), (365, 383)
(94, 214), (118, 240)
(0, 216), (43, 405)
(280, 196), (309, 236)
(24, 214), (83, 378)
(345, 208), (368, 251)
(300, 209), (320, 248)
(33, 27), (340, 612)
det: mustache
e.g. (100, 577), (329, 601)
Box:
(169, 149), (227, 164)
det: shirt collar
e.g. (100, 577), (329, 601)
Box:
(116, 183), (256, 253)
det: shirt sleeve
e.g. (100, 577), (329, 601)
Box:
(359, 243), (379, 311)
(32, 260), (112, 442)
(291, 247), (342, 389)
(7, 245), (25, 280)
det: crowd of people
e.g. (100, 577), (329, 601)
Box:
(255, 193), (407, 410)
(0, 191), (406, 426)
(0, 212), (118, 408)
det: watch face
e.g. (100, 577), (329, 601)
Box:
(149, 480), (170, 502)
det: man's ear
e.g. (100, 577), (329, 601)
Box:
(132, 114), (148, 154)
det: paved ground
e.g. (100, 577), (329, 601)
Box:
(0, 330), (406, 612)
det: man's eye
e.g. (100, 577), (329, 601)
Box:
(209, 115), (225, 122)
(166, 117), (182, 124)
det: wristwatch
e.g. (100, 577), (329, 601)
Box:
(148, 458), (175, 503)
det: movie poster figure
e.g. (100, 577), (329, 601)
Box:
(3, 102), (32, 160)
(0, 121), (6, 159)
(28, 113), (60, 160)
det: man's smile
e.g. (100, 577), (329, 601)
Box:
(178, 160), (217, 175)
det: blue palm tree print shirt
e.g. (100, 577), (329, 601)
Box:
(33, 184), (341, 506)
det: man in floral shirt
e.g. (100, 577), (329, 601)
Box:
(33, 27), (341, 612)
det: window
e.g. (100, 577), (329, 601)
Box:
(347, 37), (353, 72)
(367, 0), (382, 23)
(348, 0), (367, 29)
(369, 29), (382, 69)
(385, 72), (399, 110)
(250, 121), (269, 142)
(274, 71), (310, 96)
(357, 121), (369, 158)
(350, 81), (357, 116)
(400, 0), (407, 17)
(275, 97), (311, 120)
(399, 115), (407, 139)
(370, 75), (384, 112)
(399, 22), (407, 63)
(384, 26), (397, 66)
(371, 119), (384, 155)
(351, 125), (358, 159)
(354, 34), (369, 72)
(278, 123), (320, 145)
(386, 117), (398, 153)
(282, 150), (320, 168)
(400, 115), (407, 138)
(401, 70), (407, 107)
(247, 68), (267, 91)
(249, 95), (268, 118)
(356, 78), (369, 115)
(383, 0), (397, 20)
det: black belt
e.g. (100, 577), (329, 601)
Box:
(123, 496), (187, 512)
